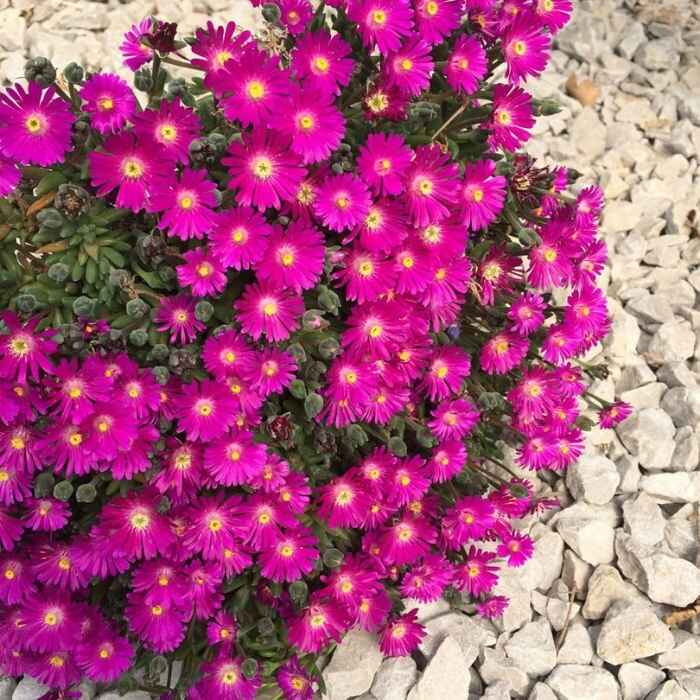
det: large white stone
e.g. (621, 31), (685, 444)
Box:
(12, 678), (48, 700)
(323, 629), (382, 700)
(622, 493), (667, 546)
(504, 618), (557, 677)
(407, 637), (471, 700)
(617, 408), (676, 470)
(596, 601), (674, 665)
(370, 657), (418, 700)
(618, 662), (666, 700)
(566, 452), (620, 505)
(419, 612), (496, 665)
(545, 665), (619, 700)
(583, 565), (646, 620)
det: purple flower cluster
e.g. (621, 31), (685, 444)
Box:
(0, 0), (630, 698)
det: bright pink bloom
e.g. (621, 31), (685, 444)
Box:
(378, 609), (426, 656)
(503, 12), (551, 82)
(428, 398), (480, 440)
(459, 159), (507, 231)
(155, 296), (205, 344)
(120, 18), (155, 71)
(177, 248), (227, 297)
(480, 331), (529, 375)
(488, 83), (535, 151)
(208, 206), (272, 270)
(292, 31), (355, 95)
(350, 0), (414, 54)
(446, 35), (488, 94)
(386, 38), (434, 97)
(234, 282), (304, 342)
(80, 73), (136, 134)
(258, 528), (319, 582)
(314, 174), (372, 232)
(357, 132), (412, 196)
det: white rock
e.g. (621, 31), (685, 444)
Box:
(554, 504), (617, 566)
(670, 428), (699, 471)
(0, 677), (16, 700)
(482, 681), (512, 700)
(664, 503), (698, 560)
(370, 657), (418, 700)
(656, 631), (700, 671)
(407, 637), (471, 700)
(619, 382), (668, 411)
(646, 680), (692, 700)
(618, 662), (666, 700)
(622, 493), (666, 546)
(617, 454), (642, 495)
(504, 618), (557, 677)
(646, 320), (697, 363)
(12, 678), (48, 700)
(520, 529), (564, 593)
(528, 682), (558, 700)
(566, 452), (620, 505)
(672, 670), (700, 697)
(561, 551), (593, 596)
(604, 300), (641, 363)
(406, 597), (450, 624)
(582, 564), (646, 620)
(596, 600), (674, 665)
(95, 693), (150, 700)
(571, 108), (607, 159)
(661, 386), (700, 428)
(323, 630), (382, 700)
(556, 620), (594, 665)
(640, 472), (700, 503)
(617, 408), (676, 470)
(420, 612), (496, 664)
(615, 532), (700, 607)
(492, 569), (533, 632)
(545, 665), (619, 700)
(603, 200), (643, 233)
(479, 647), (531, 697)
(0, 8), (25, 51)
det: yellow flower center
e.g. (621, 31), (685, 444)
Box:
(99, 646), (112, 659)
(252, 156), (273, 179)
(343, 369), (358, 384)
(179, 193), (195, 210)
(367, 92), (389, 113)
(512, 40), (527, 56)
(357, 260), (374, 277)
(399, 58), (413, 71)
(231, 227), (247, 243)
(196, 399), (214, 416)
(291, 677), (307, 691)
(130, 511), (150, 530)
(215, 50), (232, 67)
(371, 9), (387, 25)
(280, 544), (294, 557)
(49, 655), (65, 668)
(280, 250), (295, 267)
(335, 194), (350, 210)
(310, 613), (326, 628)
(68, 432), (83, 446)
(376, 158), (392, 174)
(426, 0), (439, 15)
(209, 517), (223, 532)
(247, 80), (266, 100)
(197, 262), (213, 277)
(122, 158), (144, 179)
(58, 556), (71, 571)
(9, 335), (31, 356)
(44, 611), (59, 626)
(127, 384), (141, 399)
(369, 324), (383, 338)
(97, 96), (114, 111)
(472, 188), (484, 202)
(313, 55), (330, 73)
(397, 525), (413, 541)
(494, 338), (510, 354)
(392, 624), (407, 638)
(496, 109), (512, 125)
(298, 113), (315, 131)
(25, 113), (45, 134)
(151, 605), (163, 616)
(336, 488), (353, 505)
(10, 436), (25, 450)
(417, 178), (433, 196)
(543, 248), (557, 263)
(258, 512), (271, 525)
(401, 255), (414, 269)
(262, 300), (278, 316)
(222, 669), (239, 685)
(457, 57), (470, 70)
(365, 210), (383, 230)
(4, 568), (15, 580)
(159, 123), (177, 141)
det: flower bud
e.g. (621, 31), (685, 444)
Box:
(24, 56), (56, 87)
(53, 480), (74, 501)
(289, 580), (308, 605)
(72, 296), (96, 318)
(16, 294), (37, 314)
(194, 300), (214, 322)
(109, 269), (130, 288)
(48, 263), (70, 284)
(133, 68), (154, 92)
(34, 472), (55, 498)
(317, 286), (340, 314)
(36, 207), (64, 230)
(241, 658), (259, 679)
(149, 344), (170, 362)
(76, 483), (97, 503)
(388, 436), (407, 457)
(415, 426), (435, 448)
(129, 328), (149, 346)
(261, 2), (281, 23)
(62, 62), (84, 84)
(165, 78), (187, 98)
(148, 656), (168, 680)
(302, 309), (328, 331)
(304, 392), (324, 419)
(152, 366), (170, 384)
(478, 392), (505, 410)
(257, 618), (275, 636)
(289, 379), (307, 399)
(318, 337), (339, 359)
(345, 424), (368, 448)
(126, 298), (149, 319)
(287, 342), (306, 364)
(323, 548), (344, 568)
(55, 183), (91, 219)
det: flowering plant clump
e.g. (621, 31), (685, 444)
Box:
(0, 1), (631, 698)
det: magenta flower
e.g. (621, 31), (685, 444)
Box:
(221, 47), (289, 127)
(507, 292), (547, 335)
(89, 132), (171, 212)
(428, 398), (480, 440)
(378, 609), (426, 656)
(202, 330), (255, 379)
(428, 440), (467, 482)
(598, 401), (632, 429)
(244, 348), (298, 397)
(350, 0), (414, 54)
(80, 73), (136, 134)
(0, 312), (56, 383)
(446, 35), (488, 94)
(75, 631), (134, 683)
(477, 595), (509, 619)
(314, 174), (371, 232)
(452, 546), (499, 595)
(399, 554), (454, 602)
(356, 199), (409, 253)
(277, 656), (315, 700)
(386, 38), (434, 97)
(0, 507), (23, 551)
(0, 156), (20, 197)
(292, 31), (355, 95)
(204, 431), (266, 487)
(317, 476), (371, 529)
(22, 498), (70, 532)
(415, 0), (463, 45)
(335, 247), (395, 303)
(363, 81), (409, 121)
(421, 346), (471, 401)
(357, 132), (413, 197)
(459, 159), (507, 231)
(259, 528), (319, 582)
(0, 82), (73, 166)
(288, 596), (351, 653)
(272, 86), (345, 164)
(155, 296), (205, 344)
(404, 145), (460, 227)
(503, 12), (551, 83)
(488, 83), (535, 151)
(224, 129), (306, 210)
(120, 18), (155, 71)
(29, 650), (82, 689)
(132, 98), (202, 163)
(175, 380), (238, 442)
(177, 248), (227, 298)
(19, 592), (80, 652)
(534, 0), (573, 33)
(191, 21), (252, 95)
(480, 331), (529, 375)
(0, 554), (33, 604)
(258, 221), (325, 292)
(378, 516), (435, 565)
(234, 282), (304, 342)
(208, 206), (272, 271)
(443, 495), (497, 547)
(192, 655), (261, 700)
(126, 592), (188, 653)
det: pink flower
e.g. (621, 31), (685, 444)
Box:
(155, 296), (205, 344)
(208, 206), (272, 271)
(287, 595), (351, 653)
(177, 248), (227, 297)
(598, 401), (632, 429)
(459, 159), (507, 231)
(292, 31), (355, 95)
(258, 527), (319, 582)
(378, 609), (426, 656)
(350, 0), (414, 54)
(480, 331), (529, 375)
(446, 35), (488, 94)
(80, 73), (136, 134)
(357, 132), (413, 197)
(503, 12), (551, 83)
(488, 83), (535, 151)
(0, 312), (56, 383)
(151, 168), (219, 240)
(234, 282), (304, 342)
(314, 174), (372, 232)
(120, 18), (155, 71)
(421, 346), (471, 401)
(428, 398), (480, 440)
(175, 380), (239, 442)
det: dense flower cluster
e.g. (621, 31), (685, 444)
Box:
(0, 1), (631, 698)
